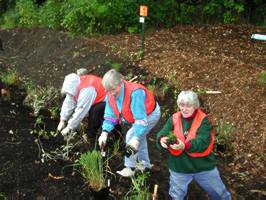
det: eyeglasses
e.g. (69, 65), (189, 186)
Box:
(178, 103), (194, 108)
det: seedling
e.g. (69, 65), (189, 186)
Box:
(167, 131), (177, 146)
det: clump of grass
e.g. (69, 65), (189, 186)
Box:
(124, 173), (151, 200)
(0, 69), (19, 85)
(77, 150), (106, 192)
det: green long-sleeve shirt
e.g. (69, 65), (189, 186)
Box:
(156, 114), (216, 173)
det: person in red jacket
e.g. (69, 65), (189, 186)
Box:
(157, 90), (231, 200)
(98, 69), (161, 177)
(57, 69), (120, 139)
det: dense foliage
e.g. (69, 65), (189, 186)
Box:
(0, 0), (265, 34)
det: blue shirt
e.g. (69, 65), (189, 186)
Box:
(102, 82), (148, 138)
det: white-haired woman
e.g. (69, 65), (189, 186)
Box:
(98, 69), (161, 177)
(157, 90), (231, 200)
(57, 70), (121, 139)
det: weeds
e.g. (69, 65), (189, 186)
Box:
(124, 172), (151, 200)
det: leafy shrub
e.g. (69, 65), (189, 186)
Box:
(38, 0), (63, 28)
(16, 0), (39, 26)
(61, 0), (108, 35)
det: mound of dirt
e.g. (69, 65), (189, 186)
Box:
(0, 25), (265, 199)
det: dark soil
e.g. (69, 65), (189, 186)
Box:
(0, 25), (265, 200)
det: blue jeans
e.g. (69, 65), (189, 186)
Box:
(169, 167), (231, 200)
(124, 103), (161, 169)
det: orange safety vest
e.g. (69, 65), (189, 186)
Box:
(108, 80), (156, 124)
(73, 75), (106, 105)
(168, 109), (215, 157)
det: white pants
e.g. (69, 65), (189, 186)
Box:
(124, 103), (161, 168)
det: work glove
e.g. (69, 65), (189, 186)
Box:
(125, 137), (140, 157)
(160, 136), (169, 149)
(169, 138), (185, 150)
(57, 120), (66, 132)
(98, 131), (108, 150)
(61, 126), (71, 136)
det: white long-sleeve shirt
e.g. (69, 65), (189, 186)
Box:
(60, 87), (97, 130)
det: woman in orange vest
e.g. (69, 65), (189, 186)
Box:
(157, 90), (231, 200)
(98, 69), (161, 177)
(57, 69), (120, 139)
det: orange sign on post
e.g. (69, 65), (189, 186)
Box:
(140, 5), (148, 17)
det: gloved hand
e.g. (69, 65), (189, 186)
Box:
(98, 131), (108, 150)
(1, 88), (10, 98)
(61, 126), (71, 136)
(169, 138), (185, 150)
(125, 137), (140, 158)
(127, 137), (140, 151)
(57, 120), (66, 132)
(160, 136), (169, 149)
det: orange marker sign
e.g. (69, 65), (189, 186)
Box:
(140, 5), (148, 17)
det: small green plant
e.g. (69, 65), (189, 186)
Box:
(0, 69), (18, 85)
(22, 79), (35, 94)
(162, 82), (170, 96)
(258, 71), (266, 87)
(76, 150), (106, 191)
(111, 63), (122, 71)
(215, 120), (234, 150)
(167, 131), (177, 145)
(30, 116), (57, 139)
(0, 192), (7, 200)
(124, 173), (151, 200)
(23, 86), (60, 116)
(48, 106), (60, 119)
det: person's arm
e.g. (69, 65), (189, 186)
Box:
(60, 94), (76, 121)
(66, 87), (96, 130)
(156, 116), (173, 150)
(130, 89), (148, 139)
(186, 117), (213, 153)
(102, 97), (118, 133)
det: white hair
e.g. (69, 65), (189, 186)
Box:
(177, 90), (200, 108)
(102, 69), (123, 91)
(76, 68), (89, 75)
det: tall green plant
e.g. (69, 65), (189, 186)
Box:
(77, 150), (106, 191)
